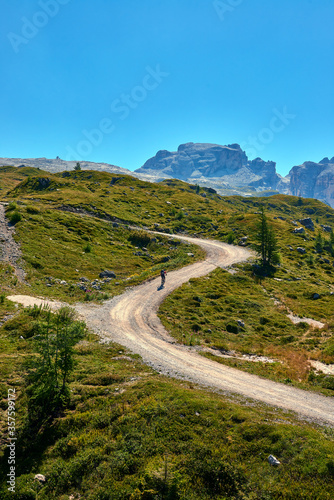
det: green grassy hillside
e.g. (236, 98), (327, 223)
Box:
(0, 166), (334, 499)
(0, 306), (333, 500)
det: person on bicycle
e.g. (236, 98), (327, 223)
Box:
(160, 269), (167, 286)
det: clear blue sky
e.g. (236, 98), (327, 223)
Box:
(1, 0), (333, 176)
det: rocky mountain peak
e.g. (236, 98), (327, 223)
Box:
(135, 142), (278, 190)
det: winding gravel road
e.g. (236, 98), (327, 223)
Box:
(8, 234), (334, 425)
(75, 234), (334, 426)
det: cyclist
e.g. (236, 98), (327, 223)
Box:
(160, 269), (167, 287)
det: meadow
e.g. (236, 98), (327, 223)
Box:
(0, 166), (333, 498)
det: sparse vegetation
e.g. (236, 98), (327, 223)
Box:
(0, 166), (334, 498)
(0, 313), (334, 499)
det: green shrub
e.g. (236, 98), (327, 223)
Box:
(321, 376), (334, 391)
(7, 201), (17, 211)
(9, 211), (22, 224)
(83, 243), (92, 253)
(226, 321), (239, 334)
(227, 232), (236, 244)
(128, 230), (151, 248)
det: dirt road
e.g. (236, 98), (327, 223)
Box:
(8, 234), (334, 425)
(75, 235), (334, 426)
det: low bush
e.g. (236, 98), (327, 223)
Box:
(9, 211), (22, 224)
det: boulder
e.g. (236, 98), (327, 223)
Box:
(268, 455), (280, 466)
(298, 217), (314, 231)
(238, 236), (248, 246)
(297, 247), (306, 254)
(321, 225), (332, 232)
(99, 270), (116, 279)
(37, 178), (51, 190)
(293, 227), (305, 234)
(312, 293), (321, 300)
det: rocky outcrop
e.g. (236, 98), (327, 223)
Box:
(288, 159), (334, 207)
(0, 157), (130, 175)
(136, 143), (281, 190)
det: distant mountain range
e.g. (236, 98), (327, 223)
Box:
(1, 143), (334, 207)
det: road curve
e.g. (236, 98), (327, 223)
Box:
(74, 234), (334, 426)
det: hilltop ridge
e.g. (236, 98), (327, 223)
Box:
(1, 142), (334, 206)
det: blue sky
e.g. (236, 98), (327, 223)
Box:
(1, 0), (333, 176)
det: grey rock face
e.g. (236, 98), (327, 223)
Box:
(288, 159), (334, 208)
(136, 143), (281, 190)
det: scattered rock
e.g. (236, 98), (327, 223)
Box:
(163, 256), (171, 262)
(321, 224), (332, 232)
(293, 227), (305, 234)
(34, 474), (46, 483)
(268, 455), (280, 466)
(99, 270), (116, 279)
(187, 253), (194, 257)
(298, 217), (314, 231)
(237, 320), (245, 328)
(37, 178), (51, 190)
(238, 236), (248, 246)
(112, 222), (119, 228)
(297, 247), (306, 254)
(312, 293), (321, 300)
(80, 277), (89, 282)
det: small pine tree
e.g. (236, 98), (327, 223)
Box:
(330, 230), (334, 256)
(26, 307), (84, 425)
(255, 206), (279, 270)
(74, 162), (81, 171)
(315, 231), (323, 253)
